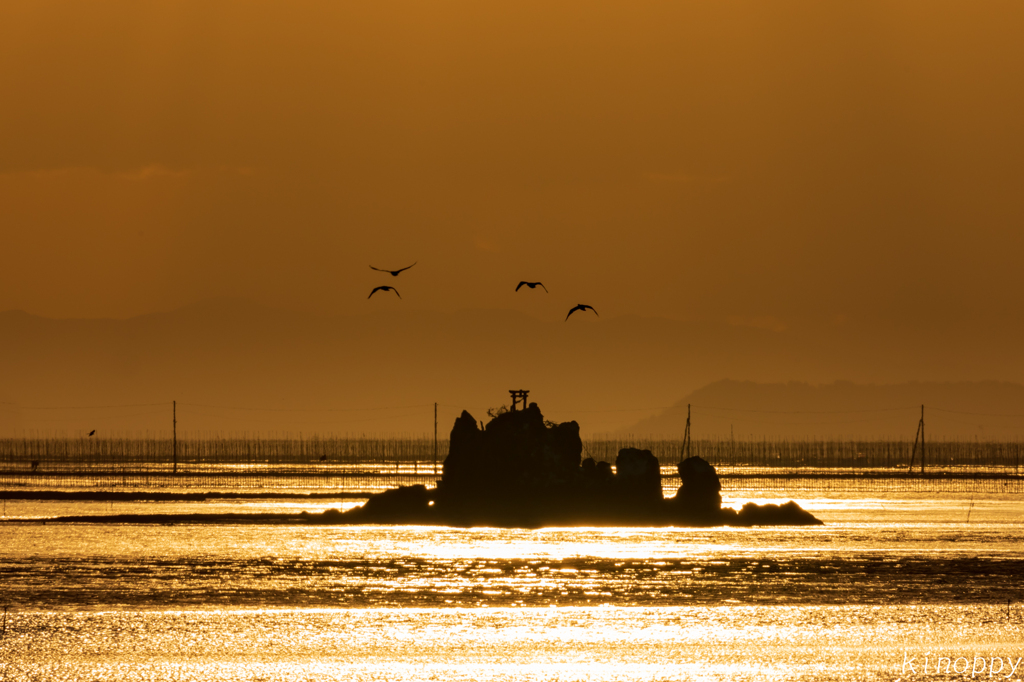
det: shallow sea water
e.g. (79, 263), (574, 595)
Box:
(1, 494), (1023, 681)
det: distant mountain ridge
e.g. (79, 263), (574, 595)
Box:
(624, 380), (1024, 440)
(2, 299), (1024, 437)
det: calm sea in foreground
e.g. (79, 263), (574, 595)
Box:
(1, 492), (1023, 681)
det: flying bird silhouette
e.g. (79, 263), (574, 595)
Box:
(370, 262), (416, 277)
(565, 304), (598, 321)
(515, 281), (548, 293)
(369, 286), (401, 299)
(88, 430), (96, 437)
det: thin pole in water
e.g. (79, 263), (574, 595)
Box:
(681, 404), (691, 461)
(173, 400), (177, 475)
(434, 402), (438, 475)
(908, 405), (925, 473)
(920, 404), (925, 474)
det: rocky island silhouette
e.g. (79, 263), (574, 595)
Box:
(329, 402), (821, 527)
(28, 401), (821, 527)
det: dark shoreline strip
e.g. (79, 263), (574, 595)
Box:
(5, 513), (318, 525)
(0, 490), (368, 502)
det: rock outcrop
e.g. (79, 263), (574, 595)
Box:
(345, 484), (431, 524)
(338, 403), (822, 528)
(670, 456), (723, 522)
(614, 448), (662, 501)
(441, 403), (582, 498)
(434, 403), (584, 525)
(734, 500), (822, 526)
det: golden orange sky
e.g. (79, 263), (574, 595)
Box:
(2, 0), (1021, 331)
(1, 8), (1023, 439)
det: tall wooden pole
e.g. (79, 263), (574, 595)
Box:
(433, 402), (438, 475)
(920, 404), (925, 474)
(682, 404), (691, 460)
(173, 400), (177, 474)
(909, 404), (925, 474)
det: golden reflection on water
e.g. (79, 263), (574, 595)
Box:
(2, 605), (1022, 681)
(2, 494), (1022, 680)
(3, 493), (1022, 524)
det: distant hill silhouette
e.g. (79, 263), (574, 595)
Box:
(2, 299), (1024, 437)
(623, 380), (1024, 440)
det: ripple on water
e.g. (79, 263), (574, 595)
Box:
(2, 606), (1022, 682)
(2, 496), (1022, 680)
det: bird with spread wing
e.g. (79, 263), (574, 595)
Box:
(369, 286), (402, 299)
(515, 281), (548, 293)
(565, 304), (598, 320)
(370, 262), (417, 277)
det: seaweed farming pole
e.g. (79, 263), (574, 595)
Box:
(908, 404), (925, 474)
(681, 404), (692, 460)
(434, 402), (438, 475)
(173, 400), (177, 475)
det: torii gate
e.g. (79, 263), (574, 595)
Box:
(509, 389), (530, 411)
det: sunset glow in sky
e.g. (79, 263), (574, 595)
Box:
(2, 1), (1023, 435)
(3, 0), (1022, 326)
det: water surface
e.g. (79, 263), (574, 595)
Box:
(1, 493), (1022, 680)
